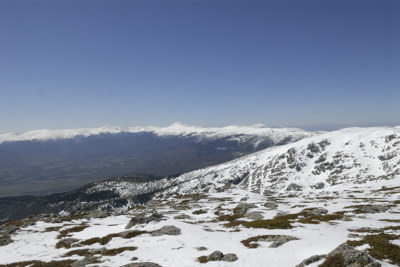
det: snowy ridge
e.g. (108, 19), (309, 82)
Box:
(0, 123), (317, 144)
(152, 126), (400, 196)
(0, 126), (122, 143)
(128, 122), (318, 144)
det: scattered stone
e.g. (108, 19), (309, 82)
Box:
(263, 202), (278, 209)
(151, 225), (181, 236)
(131, 257), (139, 261)
(245, 212), (264, 220)
(192, 209), (208, 215)
(295, 254), (326, 267)
(207, 250), (224, 261)
(263, 190), (276, 196)
(173, 214), (191, 220)
(121, 262), (162, 267)
(51, 217), (63, 224)
(57, 238), (79, 248)
(196, 246), (208, 251)
(311, 182), (325, 189)
(242, 235), (298, 248)
(125, 213), (164, 229)
(0, 234), (12, 246)
(286, 183), (303, 191)
(300, 207), (328, 217)
(86, 211), (109, 219)
(354, 205), (390, 214)
(146, 200), (164, 207)
(198, 250), (239, 263)
(233, 203), (257, 215)
(71, 259), (90, 267)
(222, 253), (239, 262)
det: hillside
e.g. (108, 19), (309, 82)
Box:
(155, 126), (400, 196)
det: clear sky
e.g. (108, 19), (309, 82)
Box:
(1, 0), (399, 133)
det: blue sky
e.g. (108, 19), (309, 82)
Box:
(1, 0), (399, 133)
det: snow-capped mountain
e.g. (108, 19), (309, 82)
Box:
(0, 123), (315, 197)
(150, 126), (400, 196)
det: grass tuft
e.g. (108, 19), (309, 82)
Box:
(224, 218), (293, 229)
(197, 256), (208, 263)
(318, 253), (345, 267)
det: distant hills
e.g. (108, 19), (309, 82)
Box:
(0, 123), (314, 197)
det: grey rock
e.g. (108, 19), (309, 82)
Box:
(233, 203), (257, 215)
(263, 190), (276, 196)
(286, 183), (303, 191)
(263, 201), (278, 209)
(258, 235), (298, 248)
(311, 182), (325, 189)
(196, 246), (208, 251)
(151, 225), (181, 236)
(296, 254), (326, 267)
(72, 258), (93, 267)
(126, 213), (164, 229)
(222, 253), (238, 262)
(173, 214), (191, 220)
(245, 212), (263, 220)
(57, 238), (79, 248)
(355, 205), (390, 213)
(51, 217), (63, 223)
(0, 235), (12, 246)
(203, 250), (238, 262)
(121, 262), (162, 267)
(301, 207), (328, 217)
(207, 250), (224, 261)
(86, 211), (109, 219)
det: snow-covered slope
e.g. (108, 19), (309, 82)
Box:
(154, 126), (400, 196)
(1, 177), (399, 267)
(0, 123), (316, 145)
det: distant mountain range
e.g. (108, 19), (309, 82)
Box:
(1, 125), (398, 221)
(0, 123), (315, 197)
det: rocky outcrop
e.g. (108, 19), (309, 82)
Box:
(298, 243), (382, 267)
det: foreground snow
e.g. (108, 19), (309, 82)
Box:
(1, 176), (399, 267)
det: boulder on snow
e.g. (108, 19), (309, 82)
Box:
(125, 213), (164, 229)
(121, 262), (162, 267)
(199, 250), (239, 263)
(233, 203), (257, 215)
(151, 225), (181, 236)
